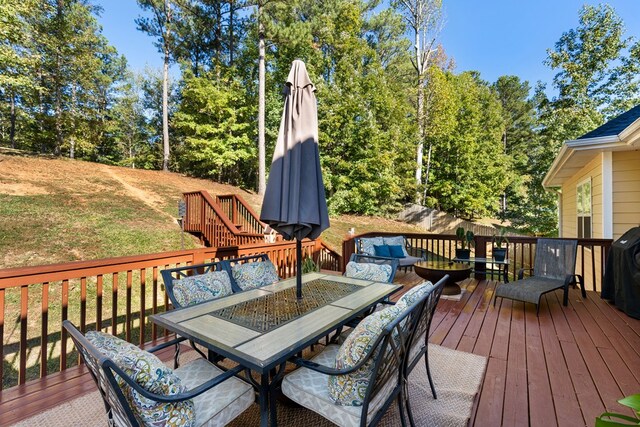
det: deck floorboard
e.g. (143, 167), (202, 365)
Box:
(2, 272), (640, 427)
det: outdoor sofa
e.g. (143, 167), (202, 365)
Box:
(355, 235), (426, 271)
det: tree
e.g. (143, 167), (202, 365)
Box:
(425, 71), (508, 219)
(545, 4), (640, 129)
(174, 70), (253, 183)
(493, 76), (535, 216)
(392, 0), (443, 202)
(140, 67), (177, 169)
(137, 0), (181, 171)
(0, 0), (38, 148)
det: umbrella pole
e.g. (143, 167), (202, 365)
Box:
(296, 239), (303, 299)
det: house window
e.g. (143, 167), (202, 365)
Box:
(577, 179), (591, 238)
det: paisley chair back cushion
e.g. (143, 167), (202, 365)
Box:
(395, 281), (434, 311)
(172, 271), (233, 307)
(85, 331), (196, 426)
(232, 261), (279, 290)
(327, 305), (402, 406)
(359, 237), (384, 256)
(345, 261), (393, 283)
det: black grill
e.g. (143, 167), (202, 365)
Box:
(602, 226), (640, 319)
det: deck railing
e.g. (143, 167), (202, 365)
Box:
(0, 239), (340, 390)
(342, 232), (612, 292)
(215, 194), (265, 235)
(182, 191), (264, 247)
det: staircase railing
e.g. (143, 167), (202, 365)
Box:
(182, 191), (263, 247)
(215, 194), (264, 235)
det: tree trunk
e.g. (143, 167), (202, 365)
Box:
(215, 2), (222, 80)
(69, 85), (77, 159)
(414, 29), (424, 203)
(257, 2), (266, 195)
(54, 0), (63, 156)
(161, 0), (171, 172)
(229, 0), (235, 66)
(9, 92), (16, 149)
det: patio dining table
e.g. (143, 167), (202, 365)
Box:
(150, 272), (401, 427)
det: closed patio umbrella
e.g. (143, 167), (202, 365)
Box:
(260, 60), (330, 299)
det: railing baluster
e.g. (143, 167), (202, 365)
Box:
(140, 268), (146, 347)
(60, 279), (69, 371)
(126, 270), (132, 342)
(41, 282), (49, 378)
(112, 272), (118, 336)
(152, 267), (158, 340)
(580, 245), (585, 287)
(96, 274), (103, 331)
(19, 285), (28, 384)
(80, 277), (87, 333)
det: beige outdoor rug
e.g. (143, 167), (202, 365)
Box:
(12, 344), (486, 427)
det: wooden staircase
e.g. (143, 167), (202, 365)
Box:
(182, 191), (268, 247)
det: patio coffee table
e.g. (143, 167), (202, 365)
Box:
(150, 272), (401, 427)
(414, 260), (472, 295)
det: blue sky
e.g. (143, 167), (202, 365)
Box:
(96, 0), (640, 94)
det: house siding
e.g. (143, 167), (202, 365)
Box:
(561, 155), (603, 239)
(560, 156), (603, 290)
(612, 150), (640, 239)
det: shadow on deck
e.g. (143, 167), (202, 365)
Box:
(1, 271), (639, 426)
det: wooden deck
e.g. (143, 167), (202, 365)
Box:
(1, 272), (639, 426)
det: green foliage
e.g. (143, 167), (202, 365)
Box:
(492, 228), (509, 248)
(173, 70), (253, 185)
(301, 256), (320, 274)
(424, 71), (508, 219)
(455, 227), (474, 250)
(596, 394), (640, 426)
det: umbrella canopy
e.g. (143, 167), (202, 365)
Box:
(261, 60), (329, 241)
(260, 60), (330, 298)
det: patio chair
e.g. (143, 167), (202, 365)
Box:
(345, 253), (400, 283)
(397, 278), (446, 427)
(493, 239), (586, 315)
(161, 260), (231, 309)
(335, 254), (399, 336)
(63, 320), (253, 427)
(281, 284), (432, 427)
(161, 260), (232, 362)
(225, 253), (279, 292)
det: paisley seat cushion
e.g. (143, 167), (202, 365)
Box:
(327, 305), (402, 406)
(232, 261), (279, 290)
(345, 261), (393, 283)
(172, 271), (233, 307)
(86, 331), (195, 426)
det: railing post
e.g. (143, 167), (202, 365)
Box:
(475, 235), (488, 280)
(342, 236), (356, 273)
(232, 195), (238, 225)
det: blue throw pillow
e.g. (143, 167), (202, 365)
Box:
(388, 245), (406, 258)
(373, 244), (391, 257)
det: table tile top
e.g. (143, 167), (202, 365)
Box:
(209, 279), (361, 333)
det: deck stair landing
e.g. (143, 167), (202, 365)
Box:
(182, 191), (268, 247)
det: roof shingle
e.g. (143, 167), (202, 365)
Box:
(578, 104), (640, 140)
